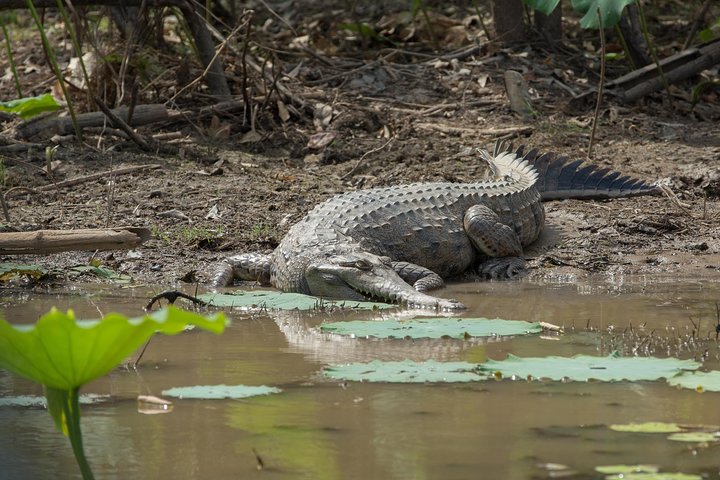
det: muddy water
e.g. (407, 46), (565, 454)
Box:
(2, 277), (720, 480)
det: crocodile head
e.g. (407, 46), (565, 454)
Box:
(304, 251), (466, 310)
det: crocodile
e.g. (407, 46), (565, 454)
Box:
(211, 144), (658, 310)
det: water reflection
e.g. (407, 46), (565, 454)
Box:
(1, 277), (720, 479)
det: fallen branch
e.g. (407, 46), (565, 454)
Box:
(94, 97), (154, 151)
(5, 164), (161, 198)
(18, 104), (169, 138)
(0, 227), (151, 254)
(0, 142), (45, 153)
(414, 123), (533, 137)
(608, 38), (720, 102)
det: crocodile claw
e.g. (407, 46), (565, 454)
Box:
(478, 257), (527, 280)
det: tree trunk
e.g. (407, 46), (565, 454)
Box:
(534, 3), (562, 43)
(618, 3), (652, 69)
(491, 0), (527, 44)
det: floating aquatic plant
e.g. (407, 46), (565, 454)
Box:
(479, 353), (700, 382)
(320, 317), (542, 339)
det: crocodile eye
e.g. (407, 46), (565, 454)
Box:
(354, 260), (372, 270)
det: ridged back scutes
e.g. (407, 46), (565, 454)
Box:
(493, 141), (660, 200)
(479, 149), (540, 192)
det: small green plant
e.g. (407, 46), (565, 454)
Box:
(179, 226), (223, 244)
(149, 224), (171, 244)
(0, 307), (226, 479)
(250, 222), (276, 240)
(698, 15), (720, 43)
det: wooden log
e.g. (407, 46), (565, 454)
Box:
(608, 38), (720, 102)
(0, 227), (151, 254)
(17, 104), (169, 139)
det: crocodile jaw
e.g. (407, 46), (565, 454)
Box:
(305, 254), (466, 311)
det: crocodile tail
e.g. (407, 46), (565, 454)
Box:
(494, 141), (660, 200)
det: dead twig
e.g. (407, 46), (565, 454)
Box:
(167, 13), (247, 104)
(95, 97), (153, 151)
(144, 290), (209, 311)
(304, 55), (394, 86)
(683, 0), (712, 50)
(588, 7), (605, 159)
(658, 184), (693, 218)
(240, 11), (254, 127)
(4, 164), (162, 198)
(342, 137), (395, 180)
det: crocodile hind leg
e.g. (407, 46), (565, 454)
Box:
(463, 204), (527, 280)
(211, 253), (272, 287)
(392, 261), (445, 291)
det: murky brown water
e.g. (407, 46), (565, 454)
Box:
(3, 277), (720, 479)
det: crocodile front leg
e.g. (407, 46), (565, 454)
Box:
(463, 204), (527, 279)
(392, 261), (445, 291)
(211, 253), (272, 287)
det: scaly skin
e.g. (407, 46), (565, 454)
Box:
(212, 147), (658, 310)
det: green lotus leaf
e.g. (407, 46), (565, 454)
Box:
(667, 432), (719, 443)
(571, 0), (635, 29)
(609, 422), (682, 433)
(479, 353), (699, 382)
(324, 359), (484, 383)
(320, 317), (542, 339)
(0, 93), (61, 119)
(162, 384), (281, 399)
(667, 371), (720, 392)
(596, 465), (659, 474)
(0, 306), (227, 390)
(522, 0), (561, 15)
(200, 289), (393, 310)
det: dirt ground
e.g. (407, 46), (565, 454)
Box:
(1, 3), (719, 291)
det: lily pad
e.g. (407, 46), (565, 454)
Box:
(478, 353), (699, 382)
(667, 432), (719, 443)
(320, 317), (542, 339)
(200, 290), (393, 311)
(667, 371), (720, 392)
(162, 384), (281, 399)
(603, 474), (701, 480)
(609, 422), (682, 433)
(324, 359), (484, 383)
(0, 306), (227, 390)
(596, 465), (659, 474)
